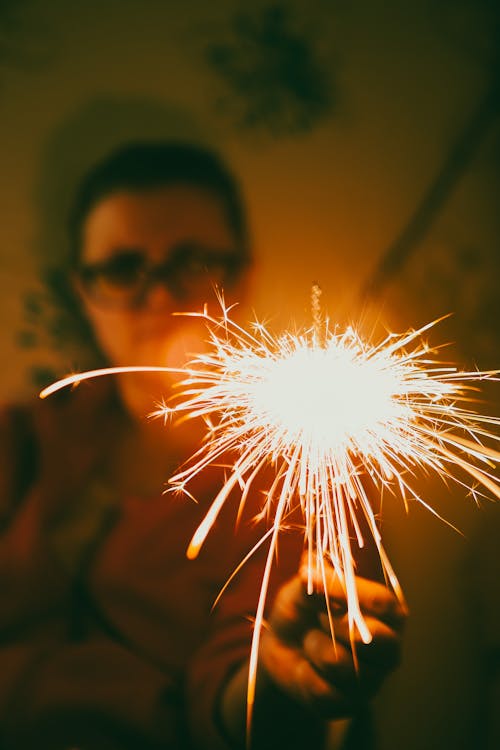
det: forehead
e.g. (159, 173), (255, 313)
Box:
(81, 185), (236, 264)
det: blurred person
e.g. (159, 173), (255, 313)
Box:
(0, 142), (406, 750)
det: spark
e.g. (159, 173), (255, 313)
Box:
(164, 298), (500, 732)
(41, 294), (500, 738)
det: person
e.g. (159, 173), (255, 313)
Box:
(0, 142), (406, 749)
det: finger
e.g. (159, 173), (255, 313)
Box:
(293, 657), (353, 718)
(299, 560), (346, 602)
(303, 623), (402, 704)
(302, 628), (356, 689)
(268, 575), (320, 642)
(300, 563), (407, 629)
(317, 612), (404, 672)
(354, 578), (407, 628)
(301, 627), (398, 706)
(319, 609), (403, 641)
(260, 630), (353, 719)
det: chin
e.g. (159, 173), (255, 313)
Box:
(134, 328), (206, 370)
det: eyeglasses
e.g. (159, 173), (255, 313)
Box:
(77, 243), (248, 308)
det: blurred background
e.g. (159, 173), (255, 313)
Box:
(0, 0), (498, 747)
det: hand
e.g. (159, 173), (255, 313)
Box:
(259, 559), (407, 718)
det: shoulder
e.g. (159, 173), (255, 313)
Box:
(0, 378), (120, 502)
(0, 399), (36, 455)
(0, 380), (114, 446)
(0, 399), (38, 517)
(26, 376), (122, 448)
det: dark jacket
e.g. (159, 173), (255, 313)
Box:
(0, 380), (302, 750)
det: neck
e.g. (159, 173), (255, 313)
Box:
(117, 372), (172, 423)
(108, 376), (187, 497)
(115, 371), (202, 463)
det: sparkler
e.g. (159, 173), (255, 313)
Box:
(41, 289), (500, 735)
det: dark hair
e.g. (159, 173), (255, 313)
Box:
(68, 141), (250, 266)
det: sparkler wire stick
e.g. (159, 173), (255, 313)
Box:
(41, 293), (500, 743)
(40, 366), (177, 399)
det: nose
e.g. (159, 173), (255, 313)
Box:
(141, 278), (174, 311)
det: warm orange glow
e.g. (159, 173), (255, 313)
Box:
(41, 293), (500, 738)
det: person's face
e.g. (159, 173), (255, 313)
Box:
(76, 184), (249, 369)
